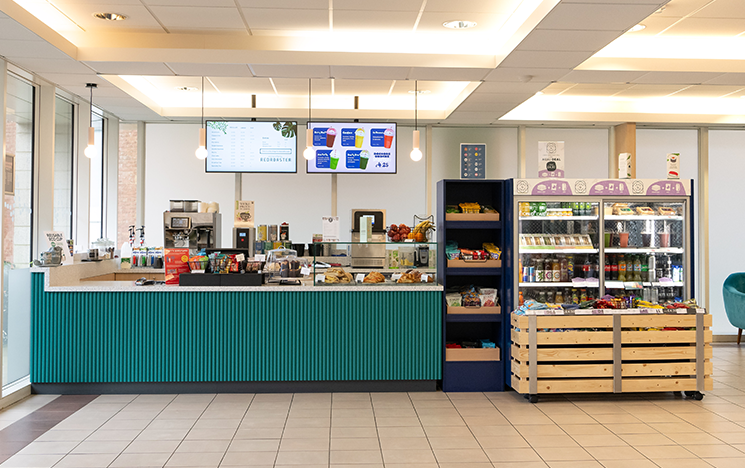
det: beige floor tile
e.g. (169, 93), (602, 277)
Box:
(287, 409), (330, 418)
(636, 444), (698, 459)
(462, 416), (510, 426)
(136, 429), (191, 441)
(618, 433), (675, 446)
(710, 432), (745, 444)
(185, 428), (236, 440)
(191, 419), (240, 430)
(376, 417), (422, 427)
(55, 453), (118, 468)
(476, 434), (530, 448)
(35, 430), (94, 442)
(547, 462), (604, 468)
(373, 408), (417, 418)
(85, 429), (141, 441)
(239, 418), (285, 429)
(332, 417), (376, 427)
(274, 450), (329, 465)
(382, 449), (437, 464)
(69, 440), (129, 454)
(333, 393), (372, 401)
(109, 452), (170, 467)
(585, 446), (646, 460)
(330, 450), (383, 464)
(146, 420), (195, 431)
(175, 439), (230, 453)
(523, 434), (579, 448)
(422, 426), (473, 438)
(561, 424), (612, 436)
(548, 414), (598, 425)
(668, 432), (726, 445)
(124, 440), (181, 453)
(491, 462), (549, 468)
(227, 439), (280, 452)
(220, 450), (277, 466)
(16, 441), (78, 455)
(99, 419), (151, 431)
(283, 418), (330, 428)
(571, 433), (628, 447)
(330, 437), (381, 451)
(654, 459), (716, 468)
(484, 447), (543, 462)
(280, 427), (330, 439)
(534, 446), (593, 461)
(233, 427), (284, 439)
(695, 422), (745, 433)
(333, 409), (375, 419)
(593, 414), (643, 424)
(383, 464), (438, 468)
(599, 460), (659, 468)
(706, 458), (745, 468)
(0, 454), (64, 468)
(332, 401), (373, 409)
(433, 448), (490, 463)
(379, 437), (430, 450)
(650, 422), (703, 434)
(438, 463), (493, 468)
(330, 427), (380, 438)
(278, 437), (329, 451)
(604, 423), (658, 435)
(515, 425), (567, 436)
(689, 444), (745, 458)
(427, 436), (480, 449)
(419, 415), (467, 426)
(165, 452), (224, 466)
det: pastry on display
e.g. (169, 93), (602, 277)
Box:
(636, 206), (654, 215)
(363, 271), (385, 283)
(398, 270), (422, 283)
(325, 267), (353, 283)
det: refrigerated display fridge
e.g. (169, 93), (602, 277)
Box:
(512, 178), (693, 309)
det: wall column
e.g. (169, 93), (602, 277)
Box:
(35, 82), (56, 254)
(612, 123), (636, 178)
(698, 127), (710, 311)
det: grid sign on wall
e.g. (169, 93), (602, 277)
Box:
(460, 143), (486, 179)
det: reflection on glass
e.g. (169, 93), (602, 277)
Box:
(54, 96), (74, 238)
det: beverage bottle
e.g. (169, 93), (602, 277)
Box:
(580, 289), (588, 302)
(555, 290), (564, 304)
(583, 258), (591, 278)
(546, 291), (555, 303)
(605, 257), (611, 281)
(648, 255), (657, 282)
(567, 255), (574, 279)
(618, 254), (627, 281)
(572, 202), (579, 216)
(611, 255), (618, 280)
(663, 255), (672, 279)
(519, 291), (524, 306)
(572, 289), (579, 304)
(543, 257), (552, 282)
(560, 256), (569, 282)
(552, 257), (561, 282)
(641, 256), (649, 282)
(592, 257), (599, 279)
(633, 255), (642, 281)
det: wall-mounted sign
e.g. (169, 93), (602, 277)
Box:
(460, 144), (485, 179)
(538, 141), (564, 178)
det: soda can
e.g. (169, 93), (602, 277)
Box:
(539, 202), (547, 216)
(530, 202), (538, 216)
(529, 266), (535, 282)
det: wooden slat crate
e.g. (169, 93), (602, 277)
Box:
(511, 311), (713, 400)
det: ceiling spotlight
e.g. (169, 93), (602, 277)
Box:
(629, 24), (646, 32)
(443, 20), (477, 29)
(176, 86), (198, 92)
(93, 12), (127, 21)
(655, 6), (666, 14)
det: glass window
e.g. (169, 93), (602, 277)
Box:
(3, 73), (35, 387)
(54, 96), (74, 238)
(88, 113), (105, 244)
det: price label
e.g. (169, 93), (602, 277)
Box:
(355, 274), (365, 283)
(301, 266), (311, 276)
(255, 254), (266, 262)
(391, 274), (402, 282)
(235, 254), (245, 262)
(422, 274), (429, 283)
(315, 274), (325, 283)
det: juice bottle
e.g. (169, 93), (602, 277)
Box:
(611, 255), (618, 280)
(633, 255), (642, 282)
(641, 256), (649, 282)
(572, 289), (579, 304)
(519, 291), (524, 306)
(535, 257), (545, 282)
(618, 254), (627, 281)
(567, 255), (574, 279)
(544, 257), (553, 282)
(560, 256), (569, 282)
(552, 257), (561, 282)
(555, 290), (564, 304)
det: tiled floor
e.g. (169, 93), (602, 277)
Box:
(0, 343), (743, 468)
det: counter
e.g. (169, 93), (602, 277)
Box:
(31, 262), (442, 393)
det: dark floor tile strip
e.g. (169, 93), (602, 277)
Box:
(0, 395), (99, 461)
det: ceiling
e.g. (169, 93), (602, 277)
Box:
(1, 0), (745, 125)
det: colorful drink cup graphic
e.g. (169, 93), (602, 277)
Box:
(326, 127), (337, 148)
(359, 150), (370, 170)
(329, 150), (339, 170)
(355, 128), (365, 148)
(383, 127), (394, 149)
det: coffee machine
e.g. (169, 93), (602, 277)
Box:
(350, 209), (386, 268)
(164, 212), (221, 254)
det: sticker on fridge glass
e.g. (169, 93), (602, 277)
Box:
(538, 141), (564, 178)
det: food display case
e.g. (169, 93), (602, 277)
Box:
(513, 179), (692, 308)
(312, 241), (437, 286)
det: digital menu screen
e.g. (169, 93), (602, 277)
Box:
(205, 121), (297, 173)
(306, 122), (396, 174)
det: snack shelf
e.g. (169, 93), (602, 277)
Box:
(605, 215), (684, 221)
(519, 216), (598, 221)
(605, 281), (685, 289)
(446, 314), (503, 323)
(519, 248), (599, 254)
(605, 248), (684, 254)
(446, 268), (502, 277)
(519, 282), (600, 288)
(445, 221), (501, 230)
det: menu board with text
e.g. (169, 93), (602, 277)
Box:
(307, 122), (396, 174)
(206, 121), (297, 173)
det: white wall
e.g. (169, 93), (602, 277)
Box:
(636, 129), (698, 181)
(525, 127), (609, 179)
(708, 130), (745, 336)
(145, 123), (236, 247)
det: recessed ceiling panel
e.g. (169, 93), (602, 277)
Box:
(499, 51), (593, 70)
(50, 3), (164, 32)
(664, 18), (745, 36)
(272, 77), (332, 95)
(614, 84), (690, 98)
(703, 73), (745, 85)
(0, 40), (69, 60)
(207, 77), (276, 94)
(330, 66), (411, 80)
(332, 10), (419, 30)
(333, 80), (394, 95)
(416, 12), (507, 33)
(475, 81), (550, 94)
(250, 64), (330, 79)
(408, 67), (491, 81)
(333, 0), (422, 11)
(517, 30), (622, 53)
(631, 71), (722, 85)
(561, 70), (648, 84)
(85, 61), (174, 75)
(166, 63), (253, 77)
(6, 57), (93, 74)
(242, 8), (328, 31)
(425, 0), (517, 14)
(558, 83), (631, 97)
(235, 0), (328, 8)
(147, 6), (246, 30)
(537, 4), (660, 31)
(482, 67), (571, 83)
(668, 85), (745, 98)
(692, 1), (745, 18)
(143, 0), (237, 6)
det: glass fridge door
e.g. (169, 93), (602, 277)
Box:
(516, 199), (601, 307)
(602, 200), (687, 303)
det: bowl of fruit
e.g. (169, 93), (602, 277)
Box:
(387, 224), (411, 242)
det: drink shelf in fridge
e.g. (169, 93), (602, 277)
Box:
(605, 248), (684, 254)
(605, 281), (685, 289)
(519, 282), (600, 288)
(519, 215), (598, 221)
(605, 215), (684, 221)
(519, 248), (599, 254)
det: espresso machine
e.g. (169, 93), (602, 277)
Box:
(164, 212), (221, 254)
(350, 209), (386, 268)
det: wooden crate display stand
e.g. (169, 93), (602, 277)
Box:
(511, 310), (712, 403)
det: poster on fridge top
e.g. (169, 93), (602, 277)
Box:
(306, 122), (397, 174)
(538, 141), (565, 178)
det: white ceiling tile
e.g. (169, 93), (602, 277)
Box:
(692, 1), (745, 18)
(537, 4), (660, 31)
(455, 99), (525, 112)
(444, 111), (507, 124)
(333, 80), (393, 95)
(243, 8), (328, 30)
(148, 6), (245, 30)
(631, 72), (721, 85)
(52, 0), (142, 4)
(499, 51), (592, 69)
(517, 30), (622, 52)
(483, 67), (571, 83)
(703, 73), (745, 86)
(37, 73), (103, 87)
(333, 10), (419, 30)
(561, 70), (648, 84)
(668, 85), (745, 98)
(143, 0), (236, 6)
(559, 83), (631, 97)
(0, 40), (70, 60)
(416, 11), (508, 32)
(84, 61), (174, 75)
(166, 63), (253, 77)
(272, 78), (332, 95)
(50, 4), (164, 31)
(614, 16), (679, 36)
(235, 0), (327, 8)
(407, 67), (490, 81)
(614, 85), (690, 98)
(333, 0), (422, 11)
(475, 81), (550, 94)
(206, 77), (275, 94)
(664, 17), (745, 35)
(250, 64), (330, 79)
(5, 58), (93, 74)
(425, 0), (517, 14)
(0, 19), (43, 41)
(330, 66), (410, 80)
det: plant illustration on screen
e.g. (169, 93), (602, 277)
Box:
(273, 121), (296, 138)
(207, 121), (228, 134)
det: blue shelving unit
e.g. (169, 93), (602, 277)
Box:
(437, 179), (512, 392)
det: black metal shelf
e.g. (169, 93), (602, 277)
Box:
(446, 314), (503, 323)
(446, 268), (502, 276)
(445, 221), (502, 230)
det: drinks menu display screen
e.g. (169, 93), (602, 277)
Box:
(306, 122), (396, 174)
(205, 121), (297, 173)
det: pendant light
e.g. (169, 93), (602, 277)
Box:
(410, 80), (422, 162)
(303, 78), (315, 160)
(195, 76), (208, 160)
(83, 83), (97, 158)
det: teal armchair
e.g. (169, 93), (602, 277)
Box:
(723, 273), (745, 345)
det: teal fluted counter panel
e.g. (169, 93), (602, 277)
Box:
(31, 274), (441, 383)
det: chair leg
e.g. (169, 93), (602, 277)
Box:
(739, 329), (743, 346)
